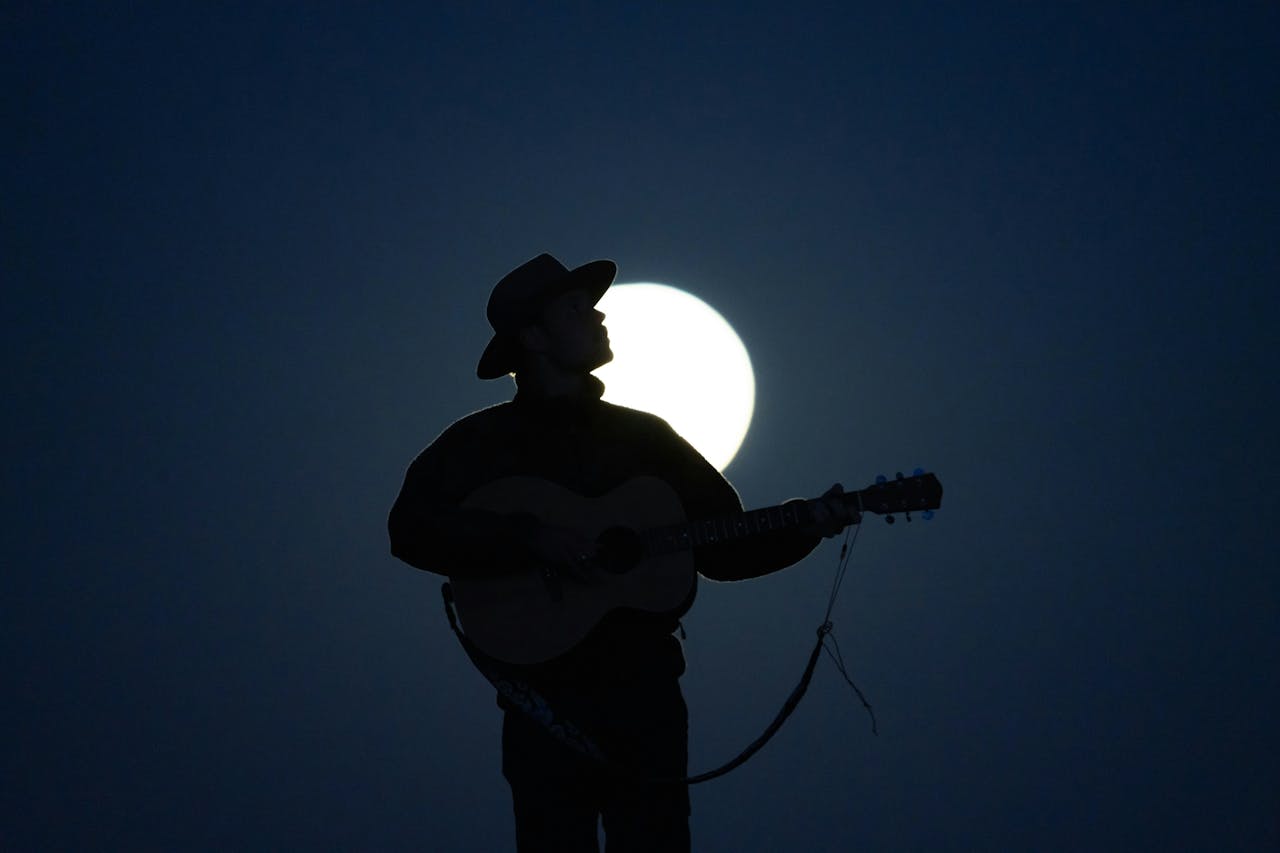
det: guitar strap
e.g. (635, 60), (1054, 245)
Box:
(441, 581), (831, 785)
(441, 582), (607, 762)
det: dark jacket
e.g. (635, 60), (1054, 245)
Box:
(389, 379), (820, 685)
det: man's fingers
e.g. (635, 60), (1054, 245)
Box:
(809, 483), (853, 537)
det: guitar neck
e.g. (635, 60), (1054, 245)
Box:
(644, 499), (835, 556)
(640, 472), (942, 556)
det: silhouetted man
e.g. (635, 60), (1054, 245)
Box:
(389, 253), (850, 852)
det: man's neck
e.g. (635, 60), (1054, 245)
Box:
(514, 368), (599, 401)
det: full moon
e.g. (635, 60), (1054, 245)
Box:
(594, 283), (755, 472)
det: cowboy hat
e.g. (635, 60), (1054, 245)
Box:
(476, 253), (616, 379)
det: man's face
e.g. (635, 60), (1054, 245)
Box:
(531, 288), (613, 374)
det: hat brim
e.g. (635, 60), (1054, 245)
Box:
(476, 259), (616, 379)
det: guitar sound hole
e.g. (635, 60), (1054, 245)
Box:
(596, 526), (644, 575)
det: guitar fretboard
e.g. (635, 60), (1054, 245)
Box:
(642, 502), (816, 556)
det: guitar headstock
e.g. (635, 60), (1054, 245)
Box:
(854, 469), (943, 521)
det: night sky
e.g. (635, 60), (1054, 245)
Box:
(5, 4), (1277, 851)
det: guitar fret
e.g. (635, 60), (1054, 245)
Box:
(642, 498), (829, 557)
(654, 524), (682, 556)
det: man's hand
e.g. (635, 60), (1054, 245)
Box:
(526, 523), (600, 583)
(806, 483), (856, 538)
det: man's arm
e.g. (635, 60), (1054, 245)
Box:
(388, 499), (534, 577)
(388, 417), (602, 579)
(638, 415), (848, 582)
(387, 417), (534, 577)
(695, 487), (851, 582)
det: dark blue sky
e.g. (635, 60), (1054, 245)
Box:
(5, 3), (1277, 850)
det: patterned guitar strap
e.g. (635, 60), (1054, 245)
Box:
(441, 582), (831, 785)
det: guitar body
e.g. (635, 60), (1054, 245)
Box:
(450, 475), (696, 665)
(446, 469), (944, 665)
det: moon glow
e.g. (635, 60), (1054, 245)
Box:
(594, 283), (755, 472)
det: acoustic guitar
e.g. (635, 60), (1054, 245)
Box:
(449, 472), (943, 664)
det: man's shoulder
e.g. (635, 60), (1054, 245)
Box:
(598, 399), (671, 428)
(435, 400), (521, 442)
(597, 400), (679, 437)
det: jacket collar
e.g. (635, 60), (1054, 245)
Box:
(512, 375), (605, 415)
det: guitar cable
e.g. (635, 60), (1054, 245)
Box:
(821, 520), (879, 736)
(440, 513), (878, 785)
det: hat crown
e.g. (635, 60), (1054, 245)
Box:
(486, 253), (572, 333)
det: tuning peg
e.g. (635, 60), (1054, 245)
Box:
(895, 471), (904, 480)
(884, 515), (895, 525)
(904, 511), (912, 523)
(922, 510), (935, 521)
(913, 467), (924, 477)
(875, 474), (887, 485)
